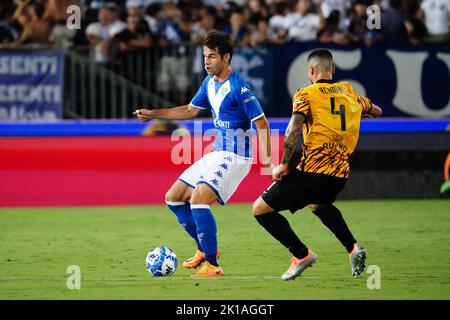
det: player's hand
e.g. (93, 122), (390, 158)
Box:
(362, 113), (375, 119)
(133, 109), (154, 122)
(272, 164), (289, 181)
(362, 113), (374, 119)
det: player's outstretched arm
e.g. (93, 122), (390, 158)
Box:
(133, 104), (202, 122)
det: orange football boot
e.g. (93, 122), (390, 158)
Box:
(182, 249), (221, 269)
(191, 262), (224, 277)
(281, 249), (318, 280)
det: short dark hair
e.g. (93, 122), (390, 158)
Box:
(307, 48), (333, 63)
(203, 30), (233, 63)
(307, 48), (333, 62)
(307, 48), (334, 71)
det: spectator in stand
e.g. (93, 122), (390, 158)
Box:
(126, 0), (158, 34)
(145, 2), (163, 35)
(156, 1), (191, 47)
(380, 0), (408, 43)
(156, 1), (192, 103)
(191, 10), (217, 86)
(317, 0), (351, 30)
(403, 0), (427, 45)
(223, 8), (251, 46)
(247, 0), (270, 26)
(268, 1), (289, 44)
(419, 0), (450, 42)
(202, 0), (226, 7)
(85, 3), (126, 64)
(0, 1), (19, 43)
(44, 0), (79, 49)
(318, 9), (355, 44)
(218, 1), (239, 30)
(285, 0), (323, 42)
(109, 3), (128, 35)
(43, 0), (79, 28)
(348, 0), (368, 41)
(373, 0), (391, 10)
(114, 15), (153, 52)
(191, 10), (217, 45)
(250, 17), (277, 46)
(13, 0), (52, 44)
(348, 0), (382, 46)
(177, 0), (204, 24)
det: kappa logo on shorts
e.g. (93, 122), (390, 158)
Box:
(210, 179), (219, 187)
(219, 163), (228, 170)
(215, 171), (223, 179)
(224, 156), (233, 162)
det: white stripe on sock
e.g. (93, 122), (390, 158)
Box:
(165, 201), (187, 206)
(190, 204), (211, 210)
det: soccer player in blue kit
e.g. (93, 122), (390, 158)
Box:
(134, 30), (272, 277)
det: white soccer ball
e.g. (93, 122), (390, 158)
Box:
(145, 246), (178, 276)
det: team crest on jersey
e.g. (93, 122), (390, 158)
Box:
(220, 86), (229, 96)
(333, 135), (343, 143)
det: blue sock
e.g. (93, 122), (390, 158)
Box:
(190, 204), (219, 266)
(166, 201), (202, 251)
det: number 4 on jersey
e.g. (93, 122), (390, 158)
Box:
(330, 97), (346, 131)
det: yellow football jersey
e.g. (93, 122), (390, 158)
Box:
(292, 80), (372, 179)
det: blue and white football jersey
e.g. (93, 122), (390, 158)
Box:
(190, 71), (264, 158)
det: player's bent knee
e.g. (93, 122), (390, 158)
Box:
(252, 197), (272, 216)
(165, 187), (181, 203)
(190, 185), (216, 205)
(189, 191), (201, 205)
(165, 182), (191, 203)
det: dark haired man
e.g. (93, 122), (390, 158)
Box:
(253, 49), (382, 280)
(134, 30), (273, 277)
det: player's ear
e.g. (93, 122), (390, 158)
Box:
(332, 65), (336, 75)
(223, 53), (231, 64)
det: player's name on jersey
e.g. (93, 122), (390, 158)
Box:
(318, 86), (348, 95)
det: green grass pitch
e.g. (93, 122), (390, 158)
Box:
(1, 200), (449, 300)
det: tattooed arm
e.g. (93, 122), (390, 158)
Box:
(272, 113), (304, 180)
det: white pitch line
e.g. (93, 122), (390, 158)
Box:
(3, 275), (450, 282)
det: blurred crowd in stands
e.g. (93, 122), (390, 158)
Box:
(0, 0), (449, 50)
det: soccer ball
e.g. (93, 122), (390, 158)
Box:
(145, 246), (178, 276)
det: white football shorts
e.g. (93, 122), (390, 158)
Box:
(178, 151), (253, 205)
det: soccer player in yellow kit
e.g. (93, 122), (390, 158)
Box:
(252, 49), (382, 280)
